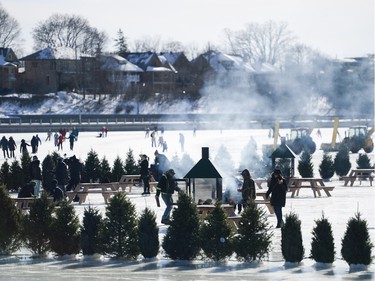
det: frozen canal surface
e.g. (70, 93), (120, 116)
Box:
(0, 128), (374, 280)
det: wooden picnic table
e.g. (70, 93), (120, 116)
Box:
(118, 175), (158, 192)
(255, 191), (274, 214)
(343, 169), (374, 186)
(197, 204), (240, 230)
(254, 178), (268, 189)
(13, 197), (54, 210)
(288, 177), (334, 198)
(66, 182), (121, 204)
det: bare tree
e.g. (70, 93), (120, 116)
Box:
(131, 35), (161, 52)
(161, 40), (185, 53)
(32, 13), (107, 55)
(223, 20), (295, 66)
(0, 4), (21, 48)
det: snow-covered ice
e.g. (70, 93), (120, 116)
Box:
(0, 128), (374, 280)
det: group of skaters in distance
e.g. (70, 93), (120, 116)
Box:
(1, 134), (42, 159)
(0, 127), (79, 162)
(145, 127), (185, 153)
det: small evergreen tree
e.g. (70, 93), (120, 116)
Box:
(138, 207), (159, 259)
(99, 156), (112, 183)
(281, 212), (304, 263)
(234, 201), (273, 262)
(297, 151), (314, 177)
(0, 186), (22, 254)
(49, 201), (81, 256)
(341, 212), (373, 266)
(200, 201), (234, 261)
(124, 149), (138, 175)
(162, 192), (201, 260)
(9, 160), (23, 191)
(81, 206), (103, 256)
(0, 161), (11, 191)
(319, 153), (335, 180)
(22, 194), (54, 255)
(356, 153), (373, 169)
(20, 152), (31, 183)
(101, 193), (139, 259)
(334, 144), (351, 177)
(83, 149), (101, 182)
(42, 154), (55, 194)
(310, 214), (335, 263)
(111, 156), (126, 182)
(214, 145), (235, 174)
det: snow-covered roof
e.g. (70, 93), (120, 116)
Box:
(146, 66), (173, 72)
(20, 47), (91, 61)
(199, 51), (256, 73)
(99, 54), (143, 72)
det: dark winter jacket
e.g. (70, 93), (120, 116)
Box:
(266, 173), (288, 207)
(30, 160), (42, 180)
(55, 160), (69, 185)
(140, 159), (149, 178)
(156, 174), (179, 196)
(68, 157), (83, 183)
(240, 177), (256, 203)
(8, 137), (16, 151)
(18, 183), (35, 198)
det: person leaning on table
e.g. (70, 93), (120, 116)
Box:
(155, 169), (180, 225)
(266, 167), (288, 228)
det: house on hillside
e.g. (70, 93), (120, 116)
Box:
(158, 52), (195, 99)
(123, 52), (176, 101)
(191, 50), (256, 92)
(19, 47), (93, 95)
(95, 54), (143, 97)
(0, 48), (20, 94)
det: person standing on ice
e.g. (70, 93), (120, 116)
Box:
(179, 133), (185, 152)
(20, 139), (31, 154)
(8, 136), (17, 158)
(154, 150), (170, 181)
(155, 169), (180, 225)
(237, 169), (256, 213)
(30, 155), (42, 198)
(266, 167), (288, 228)
(0, 136), (10, 159)
(140, 154), (151, 195)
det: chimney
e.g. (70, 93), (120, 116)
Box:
(202, 147), (209, 159)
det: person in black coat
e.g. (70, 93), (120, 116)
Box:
(266, 167), (288, 228)
(66, 155), (83, 192)
(55, 157), (69, 192)
(18, 182), (35, 198)
(140, 154), (150, 195)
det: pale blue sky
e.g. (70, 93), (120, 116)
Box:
(3, 0), (374, 58)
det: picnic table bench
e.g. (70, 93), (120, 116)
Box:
(66, 182), (121, 204)
(118, 175), (158, 193)
(342, 169), (374, 186)
(13, 197), (54, 210)
(255, 191), (274, 214)
(197, 204), (240, 231)
(288, 178), (334, 198)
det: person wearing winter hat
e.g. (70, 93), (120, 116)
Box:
(155, 168), (181, 224)
(266, 166), (288, 228)
(237, 169), (256, 214)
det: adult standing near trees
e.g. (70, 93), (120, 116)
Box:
(154, 150), (170, 181)
(30, 155), (42, 198)
(66, 155), (83, 192)
(237, 169), (256, 214)
(8, 136), (16, 158)
(155, 169), (181, 225)
(0, 136), (9, 159)
(266, 167), (288, 228)
(140, 154), (150, 195)
(55, 157), (69, 193)
(68, 132), (75, 151)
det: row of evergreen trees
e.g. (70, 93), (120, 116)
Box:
(1, 186), (372, 267)
(297, 146), (373, 179)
